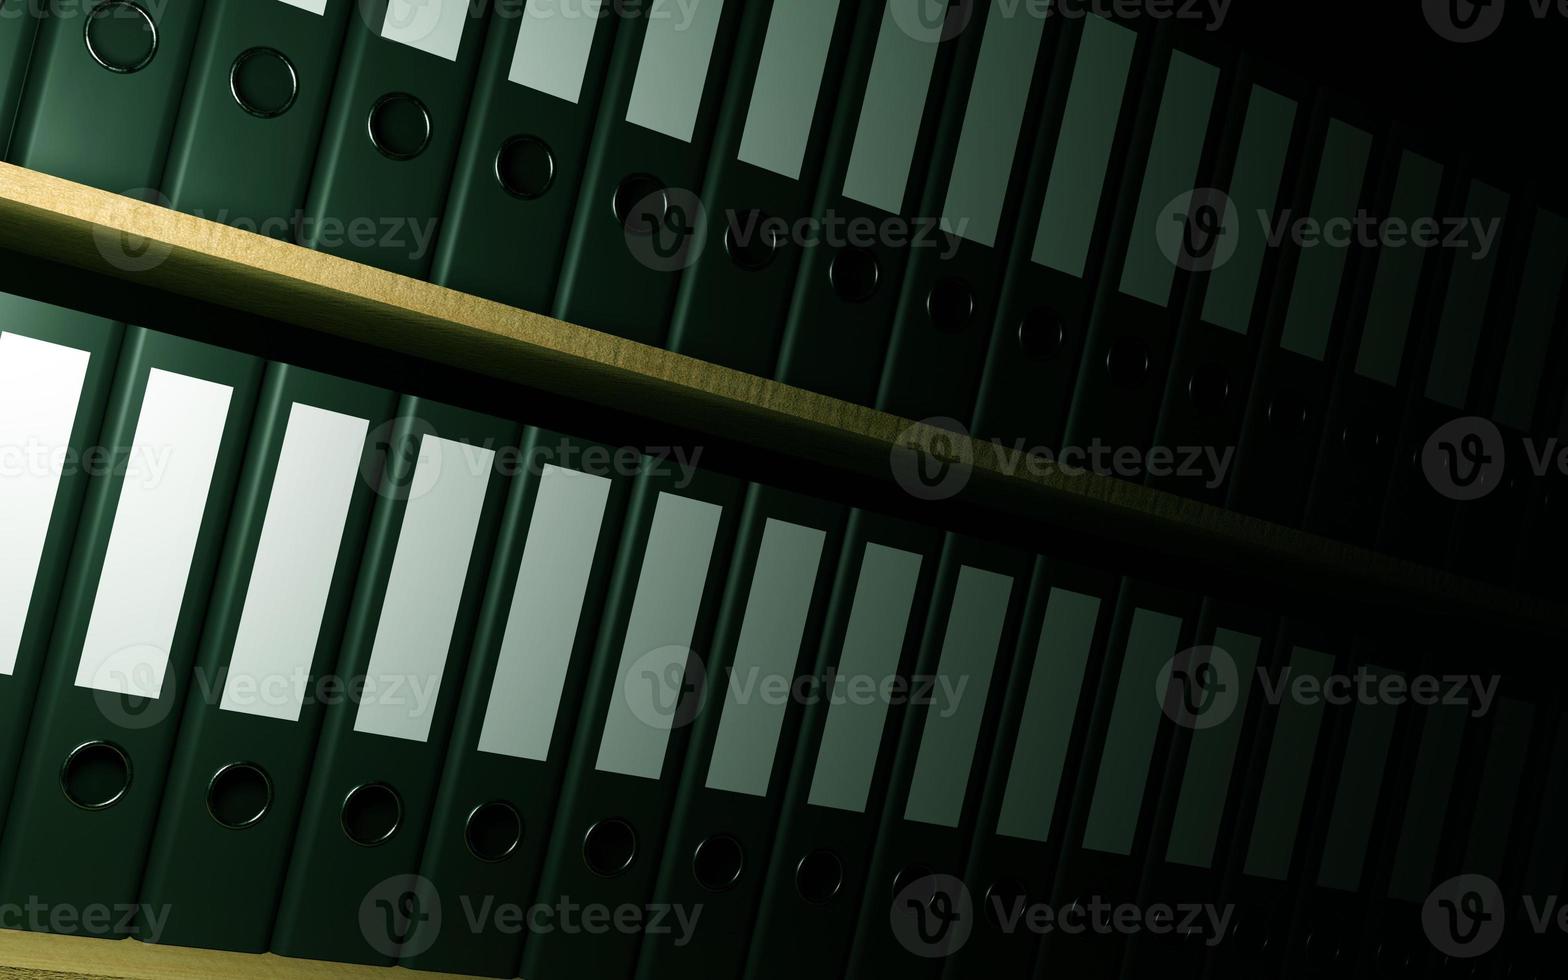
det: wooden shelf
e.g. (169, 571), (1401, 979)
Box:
(0, 930), (463, 979)
(0, 162), (1561, 635)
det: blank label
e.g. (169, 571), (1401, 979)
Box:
(1033, 15), (1136, 276)
(904, 565), (1013, 827)
(1494, 211), (1568, 431)
(1354, 151), (1444, 385)
(808, 543), (922, 813)
(1316, 671), (1398, 891)
(737, 0), (839, 180)
(276, 0), (328, 13)
(220, 404), (370, 722)
(595, 491), (724, 779)
(0, 333), (90, 676)
(706, 519), (828, 796)
(625, 0), (727, 142)
(509, 0), (604, 104)
(1246, 646), (1336, 881)
(354, 436), (495, 742)
(941, 0), (1046, 247)
(76, 370), (233, 698)
(997, 588), (1101, 842)
(1425, 181), (1509, 409)
(477, 465), (612, 761)
(842, 0), (942, 214)
(382, 0), (469, 61)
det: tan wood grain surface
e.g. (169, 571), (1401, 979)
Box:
(0, 161), (1560, 633)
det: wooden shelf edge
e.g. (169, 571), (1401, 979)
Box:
(0, 162), (1560, 633)
(0, 929), (463, 979)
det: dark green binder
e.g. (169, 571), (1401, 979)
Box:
(8, 0), (210, 192)
(874, 0), (1057, 425)
(163, 0), (357, 235)
(429, 1), (620, 312)
(135, 363), (396, 952)
(841, 535), (1031, 979)
(517, 466), (744, 980)
(399, 430), (634, 977)
(0, 0), (41, 156)
(268, 398), (518, 965)
(299, 0), (490, 276)
(664, 0), (862, 376)
(0, 326), (263, 935)
(551, 0), (744, 346)
(740, 511), (943, 980)
(632, 486), (845, 980)
(0, 294), (123, 829)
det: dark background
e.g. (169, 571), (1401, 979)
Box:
(1216, 1), (1566, 185)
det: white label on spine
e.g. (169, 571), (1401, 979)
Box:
(382, 0), (469, 61)
(625, 0), (727, 142)
(508, 0), (605, 103)
(904, 565), (1013, 827)
(478, 465), (612, 761)
(596, 491), (724, 779)
(842, 0), (942, 214)
(941, 0), (1046, 246)
(220, 404), (370, 722)
(354, 436), (494, 741)
(75, 370), (232, 698)
(0, 333), (90, 676)
(737, 0), (840, 179)
(705, 518), (827, 797)
(807, 543), (923, 813)
(276, 0), (328, 14)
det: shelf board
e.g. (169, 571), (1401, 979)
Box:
(0, 161), (1560, 634)
(0, 929), (463, 979)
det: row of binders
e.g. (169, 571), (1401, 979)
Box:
(4, 0), (1568, 578)
(1, 272), (1567, 980)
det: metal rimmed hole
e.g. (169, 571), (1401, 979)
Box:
(229, 47), (298, 118)
(829, 247), (879, 302)
(926, 277), (976, 332)
(891, 863), (934, 901)
(1104, 335), (1152, 388)
(84, 0), (157, 74)
(206, 762), (273, 829)
(983, 878), (1028, 929)
(60, 740), (132, 810)
(724, 210), (781, 271)
(495, 135), (555, 200)
(340, 782), (402, 846)
(582, 818), (637, 878)
(1017, 307), (1065, 359)
(794, 849), (843, 905)
(367, 92), (431, 161)
(1187, 362), (1231, 415)
(691, 834), (744, 892)
(464, 800), (523, 863)
(613, 173), (667, 232)
(1267, 389), (1311, 439)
